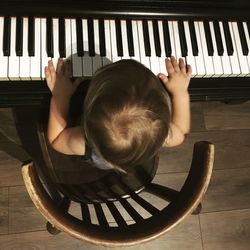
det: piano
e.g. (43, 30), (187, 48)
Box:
(0, 0), (250, 107)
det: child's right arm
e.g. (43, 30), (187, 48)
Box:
(158, 57), (192, 147)
(45, 59), (86, 155)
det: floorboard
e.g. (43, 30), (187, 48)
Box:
(0, 100), (250, 249)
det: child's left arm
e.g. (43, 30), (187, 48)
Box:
(44, 59), (85, 155)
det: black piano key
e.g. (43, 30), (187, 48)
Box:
(178, 20), (188, 57)
(142, 20), (151, 56)
(15, 17), (23, 56)
(87, 19), (95, 56)
(152, 20), (161, 57)
(3, 16), (11, 56)
(203, 21), (214, 56)
(222, 21), (234, 55)
(99, 18), (106, 57)
(59, 18), (66, 57)
(126, 19), (134, 57)
(188, 21), (198, 56)
(28, 16), (35, 56)
(247, 22), (250, 38)
(162, 20), (171, 57)
(237, 21), (249, 55)
(76, 18), (83, 56)
(46, 17), (53, 57)
(115, 19), (123, 57)
(213, 21), (224, 56)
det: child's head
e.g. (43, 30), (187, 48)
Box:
(83, 60), (170, 171)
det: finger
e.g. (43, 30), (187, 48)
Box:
(44, 66), (51, 83)
(158, 73), (169, 85)
(165, 58), (175, 74)
(179, 58), (186, 73)
(186, 64), (192, 77)
(48, 60), (55, 73)
(171, 56), (180, 72)
(48, 60), (56, 82)
(56, 58), (64, 74)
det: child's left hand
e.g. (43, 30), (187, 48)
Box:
(44, 58), (84, 100)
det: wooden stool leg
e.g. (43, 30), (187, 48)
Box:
(192, 203), (202, 215)
(46, 196), (71, 234)
(46, 222), (61, 235)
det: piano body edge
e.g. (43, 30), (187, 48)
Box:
(1, 78), (250, 108)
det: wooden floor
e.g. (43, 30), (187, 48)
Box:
(0, 101), (250, 250)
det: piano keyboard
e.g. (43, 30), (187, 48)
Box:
(0, 16), (250, 80)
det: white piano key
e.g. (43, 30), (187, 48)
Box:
(148, 20), (160, 75)
(137, 20), (150, 69)
(183, 21), (197, 77)
(219, 21), (232, 76)
(227, 22), (241, 76)
(65, 19), (72, 77)
(243, 22), (250, 75)
(82, 19), (93, 77)
(110, 20), (122, 63)
(0, 17), (8, 80)
(172, 21), (184, 60)
(194, 22), (206, 77)
(168, 21), (177, 58)
(198, 21), (215, 77)
(131, 20), (141, 63)
(65, 19), (72, 59)
(8, 17), (20, 80)
(209, 21), (223, 77)
(121, 20), (130, 59)
(52, 18), (60, 69)
(231, 22), (249, 76)
(71, 19), (83, 77)
(30, 18), (41, 80)
(158, 20), (168, 76)
(93, 19), (103, 73)
(41, 18), (50, 79)
(103, 20), (112, 66)
(19, 17), (30, 80)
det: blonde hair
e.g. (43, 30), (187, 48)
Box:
(83, 60), (170, 172)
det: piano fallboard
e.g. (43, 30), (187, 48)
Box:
(0, 0), (250, 20)
(0, 77), (250, 107)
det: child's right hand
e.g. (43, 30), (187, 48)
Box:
(44, 58), (84, 100)
(158, 57), (192, 97)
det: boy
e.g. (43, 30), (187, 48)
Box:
(44, 57), (191, 170)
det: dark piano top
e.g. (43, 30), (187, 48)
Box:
(1, 0), (250, 19)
